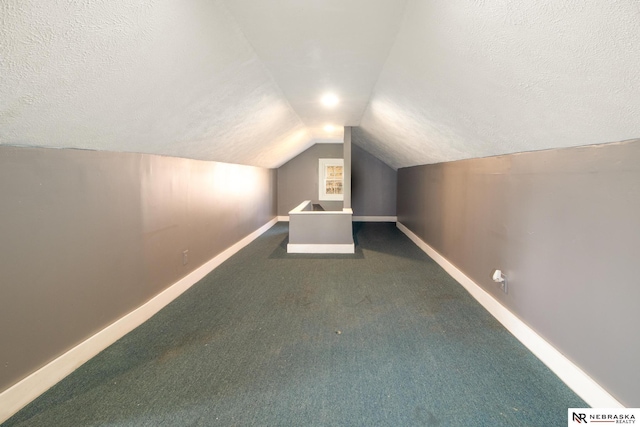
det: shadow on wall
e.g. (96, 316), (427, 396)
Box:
(350, 141), (397, 217)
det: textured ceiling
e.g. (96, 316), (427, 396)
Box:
(222, 0), (406, 143)
(0, 0), (311, 168)
(356, 0), (640, 168)
(2, 0), (639, 169)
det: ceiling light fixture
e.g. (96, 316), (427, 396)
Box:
(321, 93), (339, 108)
(324, 125), (335, 132)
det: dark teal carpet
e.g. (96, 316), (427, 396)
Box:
(3, 222), (585, 426)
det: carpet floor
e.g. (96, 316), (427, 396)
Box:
(3, 222), (585, 426)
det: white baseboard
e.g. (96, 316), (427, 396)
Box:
(352, 216), (397, 222)
(287, 243), (355, 254)
(0, 217), (278, 424)
(396, 221), (623, 409)
(281, 216), (398, 223)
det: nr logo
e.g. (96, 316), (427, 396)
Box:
(573, 412), (588, 423)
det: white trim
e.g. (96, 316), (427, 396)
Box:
(288, 200), (352, 216)
(396, 221), (623, 409)
(277, 215), (289, 222)
(0, 217), (278, 424)
(352, 216), (397, 222)
(289, 200), (313, 213)
(291, 209), (353, 216)
(311, 138), (343, 144)
(287, 243), (355, 254)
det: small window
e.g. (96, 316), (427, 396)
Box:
(318, 158), (344, 201)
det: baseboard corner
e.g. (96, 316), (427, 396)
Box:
(352, 215), (397, 222)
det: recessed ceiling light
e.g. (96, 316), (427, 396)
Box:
(321, 93), (339, 108)
(324, 124), (335, 132)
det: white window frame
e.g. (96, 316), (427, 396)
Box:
(318, 158), (344, 201)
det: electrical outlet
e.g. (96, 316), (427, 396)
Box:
(500, 280), (508, 294)
(492, 269), (508, 294)
(182, 250), (189, 266)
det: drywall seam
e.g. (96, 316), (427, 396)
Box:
(355, 0), (411, 127)
(0, 217), (278, 424)
(352, 216), (397, 222)
(396, 221), (623, 409)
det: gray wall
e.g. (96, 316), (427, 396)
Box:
(289, 213), (354, 245)
(277, 143), (343, 215)
(0, 146), (276, 393)
(352, 143), (397, 217)
(397, 139), (640, 407)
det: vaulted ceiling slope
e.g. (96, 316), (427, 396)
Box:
(2, 1), (639, 169)
(357, 0), (640, 168)
(0, 0), (312, 168)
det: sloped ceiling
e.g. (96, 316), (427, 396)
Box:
(222, 0), (406, 143)
(356, 0), (640, 168)
(2, 0), (639, 169)
(0, 0), (311, 168)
